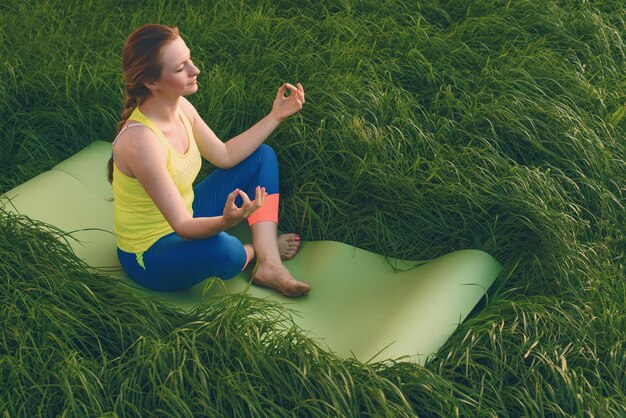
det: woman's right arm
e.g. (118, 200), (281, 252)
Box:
(115, 128), (263, 239)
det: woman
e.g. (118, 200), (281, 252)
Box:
(107, 24), (310, 297)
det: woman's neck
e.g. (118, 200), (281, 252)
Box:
(139, 93), (181, 124)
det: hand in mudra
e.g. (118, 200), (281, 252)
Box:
(223, 186), (267, 226)
(271, 83), (305, 122)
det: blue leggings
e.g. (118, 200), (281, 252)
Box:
(117, 144), (279, 291)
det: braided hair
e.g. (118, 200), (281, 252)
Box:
(107, 24), (180, 183)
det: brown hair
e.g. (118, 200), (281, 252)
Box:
(107, 24), (180, 183)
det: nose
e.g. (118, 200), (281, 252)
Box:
(190, 63), (200, 77)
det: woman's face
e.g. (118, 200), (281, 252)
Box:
(154, 36), (200, 97)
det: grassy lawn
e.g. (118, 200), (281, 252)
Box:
(1, 0), (624, 416)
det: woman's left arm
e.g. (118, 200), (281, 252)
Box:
(182, 83), (305, 169)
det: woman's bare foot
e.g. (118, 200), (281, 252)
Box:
(252, 260), (311, 297)
(277, 233), (301, 260)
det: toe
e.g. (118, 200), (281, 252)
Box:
(286, 281), (310, 297)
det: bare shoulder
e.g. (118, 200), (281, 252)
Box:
(114, 123), (161, 155)
(113, 124), (166, 176)
(179, 97), (199, 124)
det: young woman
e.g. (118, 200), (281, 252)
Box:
(107, 24), (310, 297)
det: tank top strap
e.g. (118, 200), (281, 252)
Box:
(127, 106), (171, 159)
(178, 108), (193, 133)
(112, 122), (145, 146)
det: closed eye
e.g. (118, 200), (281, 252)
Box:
(176, 58), (193, 73)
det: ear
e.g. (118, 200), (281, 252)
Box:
(144, 80), (159, 94)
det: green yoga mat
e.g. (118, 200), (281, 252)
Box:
(1, 141), (502, 364)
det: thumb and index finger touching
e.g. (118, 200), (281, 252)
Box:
(277, 82), (305, 99)
(226, 188), (239, 206)
(228, 187), (268, 205)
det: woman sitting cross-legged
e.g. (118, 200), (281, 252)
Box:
(106, 24), (310, 297)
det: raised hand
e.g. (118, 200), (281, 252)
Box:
(271, 82), (305, 122)
(223, 186), (267, 226)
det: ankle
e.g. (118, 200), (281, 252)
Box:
(256, 254), (282, 266)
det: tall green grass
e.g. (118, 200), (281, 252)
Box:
(1, 0), (624, 416)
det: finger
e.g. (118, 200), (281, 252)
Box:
(238, 189), (251, 206)
(297, 83), (305, 104)
(276, 83), (288, 99)
(226, 189), (239, 206)
(284, 83), (299, 96)
(250, 187), (262, 209)
(256, 186), (265, 206)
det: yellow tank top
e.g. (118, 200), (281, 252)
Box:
(112, 106), (202, 253)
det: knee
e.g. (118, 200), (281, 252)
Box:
(254, 144), (277, 162)
(214, 234), (247, 279)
